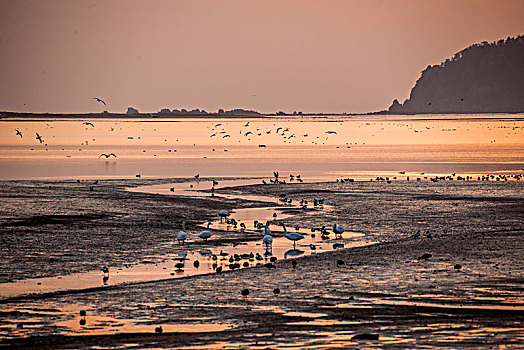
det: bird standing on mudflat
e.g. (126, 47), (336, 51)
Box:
(198, 222), (213, 241)
(177, 221), (188, 244)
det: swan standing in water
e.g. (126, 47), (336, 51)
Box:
(282, 222), (303, 249)
(218, 209), (229, 223)
(177, 221), (188, 244)
(262, 221), (273, 249)
(198, 222), (213, 241)
(262, 221), (271, 236)
(333, 223), (344, 239)
(263, 233), (273, 249)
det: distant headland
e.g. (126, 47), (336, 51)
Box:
(387, 35), (524, 115)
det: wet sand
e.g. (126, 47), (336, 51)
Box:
(1, 177), (523, 348)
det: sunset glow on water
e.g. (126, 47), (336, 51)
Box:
(1, 115), (523, 180)
(1, 1), (524, 347)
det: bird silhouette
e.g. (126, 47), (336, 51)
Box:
(15, 129), (22, 138)
(35, 133), (44, 143)
(84, 122), (95, 127)
(93, 97), (106, 105)
(98, 153), (117, 158)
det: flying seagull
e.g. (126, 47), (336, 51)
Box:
(35, 133), (44, 143)
(15, 129), (22, 138)
(84, 122), (95, 127)
(93, 97), (106, 105)
(98, 153), (117, 158)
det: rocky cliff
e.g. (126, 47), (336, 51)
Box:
(389, 35), (524, 114)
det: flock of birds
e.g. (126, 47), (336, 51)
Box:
(176, 212), (334, 249)
(166, 214), (346, 276)
(333, 172), (524, 183)
(14, 121), (120, 160)
(207, 121), (344, 146)
(15, 129), (45, 144)
(172, 205), (346, 274)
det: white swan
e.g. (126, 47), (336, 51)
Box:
(282, 223), (303, 249)
(177, 221), (187, 244)
(198, 222), (213, 241)
(263, 234), (273, 248)
(262, 221), (273, 248)
(262, 221), (271, 236)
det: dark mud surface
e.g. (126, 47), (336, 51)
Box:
(0, 177), (265, 283)
(1, 178), (523, 348)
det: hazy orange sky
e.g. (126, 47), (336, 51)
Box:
(0, 0), (523, 114)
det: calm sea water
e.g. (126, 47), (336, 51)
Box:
(1, 115), (523, 180)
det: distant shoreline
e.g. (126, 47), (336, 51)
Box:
(1, 110), (524, 120)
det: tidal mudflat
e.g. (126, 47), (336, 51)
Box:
(0, 176), (523, 349)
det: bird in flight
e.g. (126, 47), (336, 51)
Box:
(84, 122), (95, 127)
(98, 153), (117, 158)
(93, 97), (106, 105)
(15, 129), (22, 138)
(35, 133), (44, 143)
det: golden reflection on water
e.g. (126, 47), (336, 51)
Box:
(56, 316), (234, 335)
(2, 115), (523, 148)
(0, 116), (523, 179)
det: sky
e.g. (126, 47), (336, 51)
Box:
(0, 0), (523, 114)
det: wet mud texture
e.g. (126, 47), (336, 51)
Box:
(1, 179), (523, 348)
(0, 177), (265, 283)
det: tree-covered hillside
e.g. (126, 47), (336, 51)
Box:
(389, 35), (524, 114)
